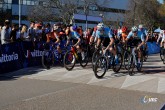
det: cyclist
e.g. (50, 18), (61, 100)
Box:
(157, 30), (165, 49)
(46, 23), (63, 54)
(121, 26), (128, 43)
(125, 26), (145, 67)
(89, 26), (97, 45)
(66, 25), (85, 60)
(95, 23), (118, 63)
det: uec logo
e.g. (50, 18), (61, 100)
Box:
(141, 96), (158, 104)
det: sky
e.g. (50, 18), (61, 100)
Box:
(158, 0), (164, 4)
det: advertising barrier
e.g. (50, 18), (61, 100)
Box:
(0, 41), (160, 74)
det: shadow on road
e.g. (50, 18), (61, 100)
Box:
(0, 66), (46, 81)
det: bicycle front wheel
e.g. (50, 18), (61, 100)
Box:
(112, 53), (123, 73)
(160, 48), (164, 61)
(63, 51), (76, 71)
(42, 50), (54, 69)
(128, 54), (136, 76)
(92, 49), (102, 71)
(94, 56), (107, 79)
(80, 50), (89, 67)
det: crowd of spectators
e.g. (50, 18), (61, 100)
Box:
(0, 19), (160, 46)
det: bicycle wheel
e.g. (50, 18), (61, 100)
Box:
(143, 50), (148, 62)
(112, 53), (123, 73)
(136, 53), (143, 72)
(160, 48), (164, 61)
(94, 56), (107, 79)
(80, 50), (89, 67)
(128, 54), (136, 76)
(92, 49), (102, 71)
(42, 50), (54, 69)
(63, 51), (76, 71)
(163, 49), (165, 64)
(123, 51), (131, 70)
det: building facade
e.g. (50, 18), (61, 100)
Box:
(0, 0), (129, 29)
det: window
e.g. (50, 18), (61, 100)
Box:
(23, 0), (27, 5)
(7, 4), (11, 9)
(0, 3), (2, 8)
(27, 0), (31, 5)
(8, 0), (12, 3)
(12, 0), (19, 4)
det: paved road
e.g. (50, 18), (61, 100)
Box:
(0, 54), (165, 110)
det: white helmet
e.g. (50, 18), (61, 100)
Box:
(97, 23), (104, 31)
(160, 30), (164, 34)
(131, 26), (138, 32)
(139, 24), (143, 29)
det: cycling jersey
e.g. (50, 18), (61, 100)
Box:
(157, 32), (165, 43)
(95, 27), (113, 39)
(70, 31), (80, 40)
(127, 31), (145, 42)
(137, 28), (147, 41)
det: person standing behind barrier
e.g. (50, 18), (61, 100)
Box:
(10, 24), (19, 42)
(27, 21), (35, 42)
(20, 25), (31, 42)
(1, 20), (12, 45)
(0, 26), (2, 44)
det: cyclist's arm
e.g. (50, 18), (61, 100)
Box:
(54, 33), (60, 44)
(74, 38), (81, 47)
(105, 37), (114, 51)
(157, 34), (161, 43)
(125, 32), (132, 43)
(145, 30), (149, 42)
(73, 32), (81, 46)
(138, 35), (145, 48)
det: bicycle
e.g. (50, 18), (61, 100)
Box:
(127, 47), (144, 76)
(63, 46), (88, 71)
(92, 45), (103, 71)
(142, 43), (148, 62)
(93, 48), (123, 79)
(160, 46), (165, 62)
(42, 43), (68, 69)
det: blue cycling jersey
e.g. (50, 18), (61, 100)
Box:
(137, 28), (147, 41)
(127, 30), (146, 42)
(70, 31), (80, 40)
(96, 27), (113, 39)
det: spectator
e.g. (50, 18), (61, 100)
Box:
(20, 25), (30, 41)
(10, 24), (18, 42)
(35, 23), (42, 41)
(27, 21), (35, 41)
(0, 25), (2, 44)
(1, 20), (12, 45)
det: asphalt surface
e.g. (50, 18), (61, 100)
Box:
(0, 54), (165, 110)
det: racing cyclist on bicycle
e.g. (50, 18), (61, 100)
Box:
(157, 30), (165, 49)
(125, 26), (146, 67)
(66, 25), (85, 60)
(95, 23), (119, 63)
(46, 23), (63, 54)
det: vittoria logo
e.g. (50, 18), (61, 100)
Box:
(0, 52), (18, 63)
(25, 50), (44, 58)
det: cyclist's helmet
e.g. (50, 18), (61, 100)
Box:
(160, 30), (164, 34)
(138, 24), (143, 29)
(72, 25), (77, 31)
(97, 23), (104, 31)
(122, 26), (127, 33)
(131, 26), (138, 32)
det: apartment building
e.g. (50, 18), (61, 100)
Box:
(0, 0), (129, 28)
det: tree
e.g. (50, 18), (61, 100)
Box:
(124, 0), (160, 29)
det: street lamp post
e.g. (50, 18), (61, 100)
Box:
(99, 13), (104, 23)
(84, 4), (89, 31)
(19, 0), (21, 28)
